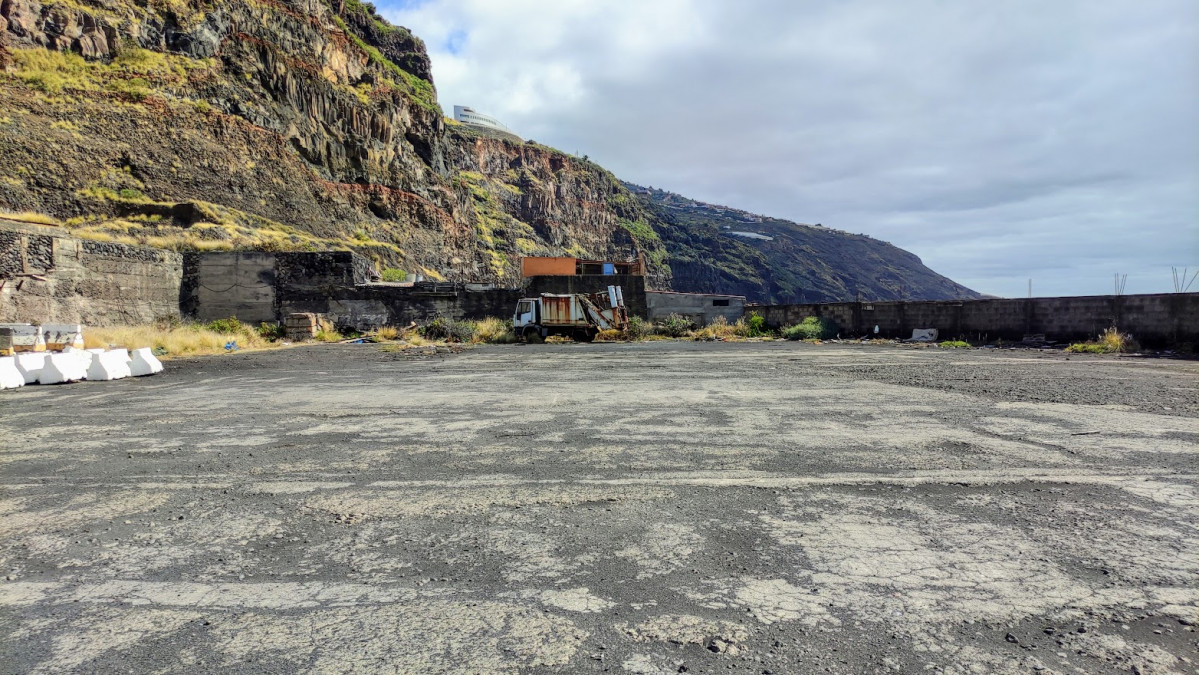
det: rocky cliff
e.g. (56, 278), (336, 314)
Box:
(630, 185), (980, 303)
(0, 0), (970, 303)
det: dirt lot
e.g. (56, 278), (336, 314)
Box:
(1, 342), (1197, 674)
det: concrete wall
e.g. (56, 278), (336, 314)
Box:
(283, 284), (522, 331)
(647, 291), (746, 325)
(183, 251), (521, 329)
(754, 293), (1199, 346)
(0, 220), (182, 325)
(525, 275), (648, 319)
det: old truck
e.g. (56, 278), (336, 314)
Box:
(513, 286), (629, 343)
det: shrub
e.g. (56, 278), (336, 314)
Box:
(420, 316), (475, 342)
(257, 322), (285, 340)
(1066, 343), (1107, 354)
(655, 313), (694, 338)
(380, 268), (407, 282)
(735, 313), (768, 338)
(938, 340), (971, 349)
(782, 316), (838, 341)
(206, 316), (245, 334)
(627, 316), (650, 340)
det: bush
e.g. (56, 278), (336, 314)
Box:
(257, 322), (285, 340)
(380, 268), (407, 282)
(782, 316), (838, 341)
(735, 313), (768, 338)
(655, 314), (694, 338)
(1066, 343), (1107, 354)
(627, 316), (651, 340)
(420, 316), (475, 342)
(938, 340), (971, 349)
(206, 316), (245, 334)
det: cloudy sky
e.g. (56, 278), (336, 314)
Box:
(381, 0), (1198, 298)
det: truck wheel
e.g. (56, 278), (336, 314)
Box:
(523, 328), (544, 344)
(574, 328), (596, 343)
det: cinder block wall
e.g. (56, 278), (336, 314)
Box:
(754, 294), (1199, 346)
(1, 220), (182, 325)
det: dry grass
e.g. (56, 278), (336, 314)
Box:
(469, 317), (516, 344)
(691, 316), (739, 341)
(372, 326), (401, 341)
(1, 211), (62, 226)
(314, 318), (344, 343)
(595, 329), (625, 342)
(83, 323), (275, 358)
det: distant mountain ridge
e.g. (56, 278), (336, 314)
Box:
(627, 183), (980, 304)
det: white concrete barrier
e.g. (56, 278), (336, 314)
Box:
(38, 353), (88, 384)
(130, 348), (163, 377)
(15, 353), (47, 384)
(0, 356), (24, 390)
(86, 350), (131, 381)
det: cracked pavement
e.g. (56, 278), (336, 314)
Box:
(1, 341), (1197, 673)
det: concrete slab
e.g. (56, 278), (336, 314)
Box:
(1, 342), (1196, 673)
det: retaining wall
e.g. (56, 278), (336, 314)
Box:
(0, 220), (182, 325)
(752, 293), (1199, 346)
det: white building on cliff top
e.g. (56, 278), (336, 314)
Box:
(453, 105), (517, 135)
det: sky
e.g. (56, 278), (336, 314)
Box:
(380, 0), (1199, 298)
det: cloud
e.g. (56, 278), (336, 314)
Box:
(381, 0), (1199, 297)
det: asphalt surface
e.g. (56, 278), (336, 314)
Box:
(1, 341), (1197, 674)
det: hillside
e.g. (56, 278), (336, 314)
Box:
(0, 0), (663, 286)
(629, 184), (980, 303)
(1, 0), (971, 304)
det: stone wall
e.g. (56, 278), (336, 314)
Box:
(754, 293), (1199, 346)
(0, 219), (182, 325)
(647, 291), (746, 325)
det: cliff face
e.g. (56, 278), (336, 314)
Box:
(630, 185), (980, 303)
(0, 0), (641, 284)
(0, 0), (971, 302)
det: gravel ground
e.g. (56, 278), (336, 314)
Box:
(1, 341), (1196, 674)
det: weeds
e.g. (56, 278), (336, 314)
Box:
(655, 314), (694, 338)
(372, 326), (401, 341)
(380, 268), (407, 282)
(782, 316), (838, 341)
(627, 316), (651, 340)
(1067, 327), (1138, 354)
(938, 340), (971, 349)
(692, 316), (738, 341)
(470, 317), (516, 344)
(314, 318), (344, 342)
